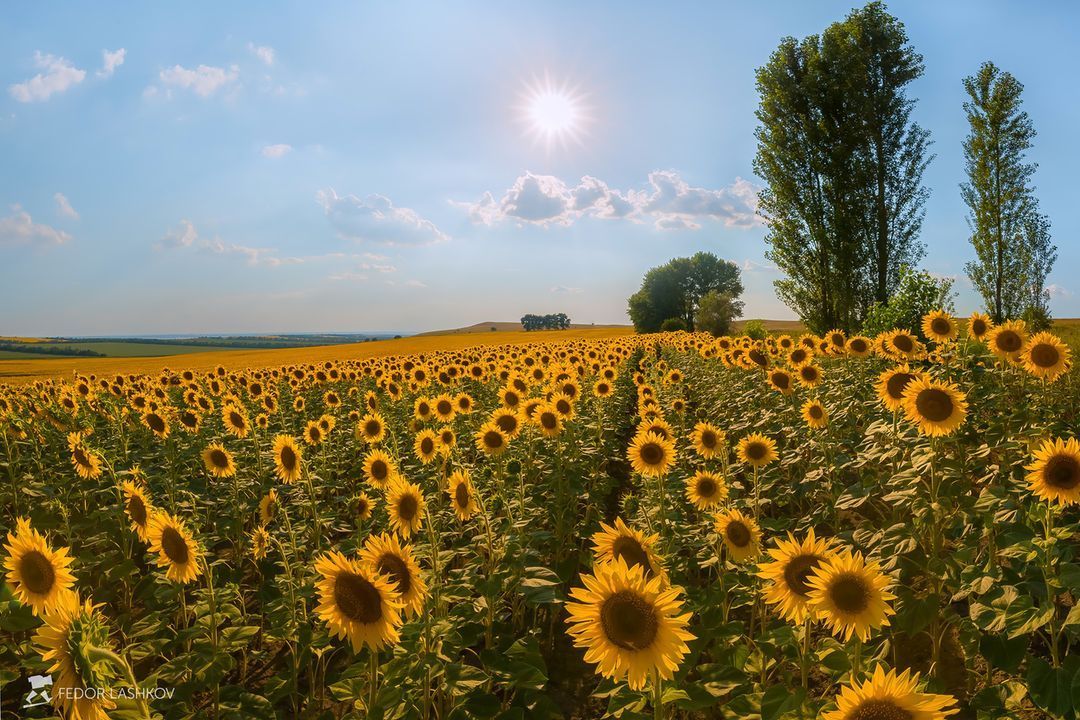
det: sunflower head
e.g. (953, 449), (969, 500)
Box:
(121, 481), (153, 541)
(877, 365), (919, 413)
(968, 311), (992, 340)
(802, 399), (828, 429)
(356, 413), (387, 444)
(250, 526), (271, 560)
(475, 422), (509, 457)
(591, 518), (667, 583)
(921, 310), (957, 343)
(627, 431), (676, 478)
(259, 489), (280, 524)
(685, 471), (728, 511)
(757, 529), (836, 625)
(901, 377), (967, 437)
(314, 551), (403, 652)
(386, 479), (426, 539)
(201, 442), (237, 478)
(355, 491), (376, 522)
(1021, 331), (1071, 381)
(714, 509), (761, 562)
(690, 422), (725, 459)
(1026, 437), (1080, 506)
(807, 550), (895, 642)
(273, 435), (303, 483)
(147, 511), (203, 584)
(987, 320), (1028, 360)
(823, 665), (958, 720)
(737, 433), (777, 468)
(360, 533), (428, 618)
(3, 517), (77, 615)
(447, 469), (479, 521)
(413, 429), (440, 464)
(363, 449), (397, 489)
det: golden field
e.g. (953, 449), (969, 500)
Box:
(0, 316), (1078, 719)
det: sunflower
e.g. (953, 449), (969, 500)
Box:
(534, 403), (564, 437)
(802, 399), (829, 429)
(433, 394), (457, 422)
(222, 404), (250, 438)
(685, 471), (728, 511)
(70, 442), (103, 479)
(413, 429), (439, 464)
(564, 558), (694, 691)
(967, 311), (992, 340)
(845, 336), (872, 358)
(142, 410), (170, 438)
(591, 517), (667, 582)
(757, 529), (836, 624)
(491, 408), (524, 439)
(987, 320), (1027, 360)
(356, 491), (376, 521)
(437, 427), (456, 454)
(314, 551), (403, 652)
(250, 526), (271, 560)
(921, 310), (958, 343)
(272, 435), (303, 483)
(356, 413), (387, 444)
(768, 369), (795, 395)
(303, 420), (325, 446)
(593, 379), (613, 398)
(737, 433), (777, 468)
(259, 489), (280, 524)
(3, 517), (76, 616)
(884, 330), (920, 359)
(362, 449), (398, 489)
(807, 550), (895, 642)
(796, 363), (822, 388)
(689, 422), (725, 459)
(360, 533), (428, 618)
(1020, 332), (1071, 381)
(475, 422), (509, 457)
(823, 665), (958, 720)
(901, 377), (967, 437)
(714, 509), (761, 562)
(627, 431), (676, 478)
(34, 592), (117, 720)
(1025, 437), (1080, 506)
(447, 469), (479, 521)
(413, 397), (434, 422)
(201, 442), (237, 478)
(386, 479), (426, 539)
(147, 511), (203, 584)
(877, 365), (920, 413)
(121, 480), (153, 541)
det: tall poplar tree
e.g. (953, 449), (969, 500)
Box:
(754, 2), (931, 333)
(961, 61), (1053, 323)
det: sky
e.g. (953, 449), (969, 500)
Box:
(2, 1), (1079, 336)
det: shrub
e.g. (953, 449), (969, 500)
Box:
(695, 290), (743, 337)
(862, 268), (956, 340)
(742, 319), (767, 340)
(660, 317), (688, 332)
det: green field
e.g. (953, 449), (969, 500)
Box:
(0, 342), (234, 358)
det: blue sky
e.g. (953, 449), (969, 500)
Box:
(2, 1), (1078, 336)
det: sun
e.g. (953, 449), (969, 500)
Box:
(519, 73), (589, 151)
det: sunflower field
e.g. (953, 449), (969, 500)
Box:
(1, 312), (1079, 720)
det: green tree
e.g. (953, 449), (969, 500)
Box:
(627, 253), (743, 333)
(754, 1), (931, 333)
(695, 290), (744, 336)
(861, 267), (955, 340)
(961, 61), (1055, 323)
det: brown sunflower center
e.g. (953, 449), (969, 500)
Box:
(808, 405), (824, 420)
(829, 573), (870, 613)
(19, 550), (56, 594)
(209, 449), (229, 468)
(334, 572), (383, 624)
(127, 495), (148, 526)
(848, 699), (914, 720)
(995, 330), (1022, 353)
(483, 430), (504, 449)
(600, 590), (658, 651)
(437, 401), (453, 415)
(1044, 454), (1080, 490)
(454, 482), (470, 509)
(365, 420), (381, 436)
(146, 414), (166, 433)
(696, 476), (719, 498)
(930, 318), (952, 336)
(783, 553), (824, 597)
(745, 442), (767, 461)
(915, 388), (954, 423)
(540, 411), (559, 430)
(279, 446), (297, 471)
(496, 415), (518, 433)
(725, 520), (752, 548)
(892, 334), (914, 353)
(376, 553), (412, 596)
(850, 339), (868, 353)
(611, 536), (650, 573)
(420, 437), (435, 455)
(1030, 343), (1061, 369)
(971, 319), (987, 336)
(371, 459), (389, 481)
(397, 494), (419, 522)
(161, 526), (190, 565)
(700, 430), (717, 449)
(639, 442), (664, 466)
(886, 373), (914, 400)
(772, 373), (791, 390)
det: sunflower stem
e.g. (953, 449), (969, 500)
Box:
(652, 672), (664, 720)
(86, 646), (153, 720)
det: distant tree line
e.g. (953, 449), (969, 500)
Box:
(0, 343), (105, 358)
(520, 313), (571, 331)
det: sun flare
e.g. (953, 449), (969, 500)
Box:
(519, 73), (589, 150)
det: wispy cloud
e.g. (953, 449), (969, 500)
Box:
(247, 43), (275, 66)
(97, 48), (126, 79)
(157, 219), (302, 266)
(459, 171), (760, 230)
(158, 64), (240, 97)
(261, 143), (292, 158)
(742, 259), (777, 273)
(1047, 284), (1073, 299)
(54, 193), (79, 220)
(9, 52), (86, 103)
(316, 189), (449, 245)
(550, 285), (583, 294)
(0, 205), (72, 245)
(159, 219), (199, 249)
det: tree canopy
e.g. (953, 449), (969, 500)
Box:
(628, 253), (743, 333)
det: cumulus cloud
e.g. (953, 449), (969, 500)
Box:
(54, 193), (79, 220)
(97, 48), (126, 78)
(458, 171), (760, 230)
(1047, 284), (1073, 298)
(0, 205), (72, 245)
(261, 143), (292, 158)
(157, 219), (300, 266)
(9, 52), (86, 103)
(316, 189), (448, 245)
(158, 64), (239, 97)
(247, 43), (275, 66)
(159, 219), (199, 249)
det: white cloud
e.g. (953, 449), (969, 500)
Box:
(9, 52), (86, 103)
(329, 271), (369, 282)
(550, 285), (583, 295)
(54, 192), (79, 219)
(316, 189), (449, 245)
(261, 143), (292, 158)
(0, 205), (72, 245)
(458, 171), (760, 230)
(1047, 284), (1073, 298)
(742, 259), (777, 273)
(247, 43), (275, 66)
(97, 48), (126, 78)
(157, 219), (301, 266)
(159, 219), (199, 249)
(159, 64), (239, 97)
